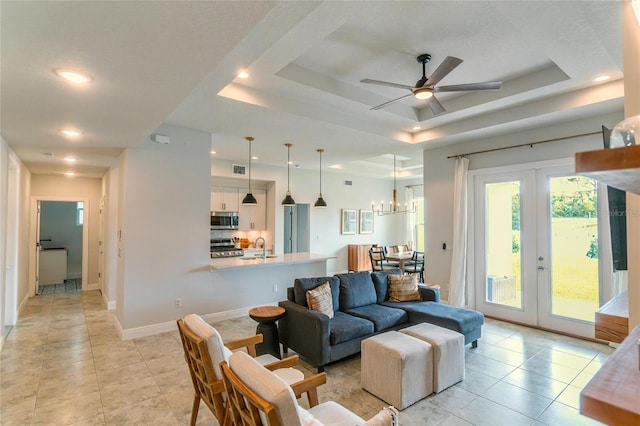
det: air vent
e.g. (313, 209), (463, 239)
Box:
(344, 180), (353, 186)
(232, 164), (246, 175)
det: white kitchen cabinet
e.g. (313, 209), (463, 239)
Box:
(211, 186), (238, 212)
(238, 188), (266, 230)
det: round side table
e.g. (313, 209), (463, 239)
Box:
(249, 306), (286, 359)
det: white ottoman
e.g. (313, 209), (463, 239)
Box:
(400, 323), (465, 393)
(361, 331), (433, 410)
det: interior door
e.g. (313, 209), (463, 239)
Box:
(474, 164), (601, 338)
(35, 200), (41, 294)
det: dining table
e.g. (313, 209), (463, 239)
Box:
(385, 251), (414, 272)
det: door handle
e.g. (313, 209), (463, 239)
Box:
(537, 266), (546, 270)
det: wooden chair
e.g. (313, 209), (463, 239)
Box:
(370, 247), (398, 271)
(221, 351), (398, 426)
(177, 315), (325, 425)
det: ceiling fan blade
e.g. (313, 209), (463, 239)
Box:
(424, 56), (463, 87)
(435, 81), (503, 92)
(371, 93), (413, 110)
(361, 79), (414, 91)
(426, 95), (446, 115)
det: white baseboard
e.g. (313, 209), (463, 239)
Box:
(86, 282), (100, 291)
(118, 302), (279, 341)
(101, 291), (116, 310)
(17, 293), (30, 317)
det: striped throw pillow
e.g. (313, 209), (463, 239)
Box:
(306, 282), (334, 318)
(388, 274), (422, 302)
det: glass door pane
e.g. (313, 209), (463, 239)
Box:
(548, 176), (599, 321)
(485, 182), (522, 309)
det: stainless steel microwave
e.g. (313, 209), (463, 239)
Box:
(210, 211), (239, 229)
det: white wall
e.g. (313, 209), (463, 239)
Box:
(116, 124), (211, 330)
(0, 137), (31, 349)
(102, 168), (119, 309)
(211, 157), (410, 273)
(424, 110), (623, 300)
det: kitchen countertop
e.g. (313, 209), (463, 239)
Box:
(210, 253), (335, 270)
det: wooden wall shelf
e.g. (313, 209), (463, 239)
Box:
(595, 291), (629, 343)
(580, 323), (640, 424)
(575, 144), (640, 195)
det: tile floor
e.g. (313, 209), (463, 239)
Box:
(0, 291), (611, 425)
(37, 279), (82, 295)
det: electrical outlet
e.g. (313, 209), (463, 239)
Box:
(272, 284), (278, 292)
(175, 298), (182, 307)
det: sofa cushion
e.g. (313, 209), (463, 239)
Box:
(383, 301), (484, 335)
(306, 282), (334, 318)
(370, 268), (403, 303)
(335, 272), (377, 310)
(329, 311), (374, 345)
(343, 304), (408, 332)
(293, 276), (339, 310)
(388, 274), (422, 302)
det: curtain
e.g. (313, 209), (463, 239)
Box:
(448, 157), (469, 307)
(406, 186), (416, 250)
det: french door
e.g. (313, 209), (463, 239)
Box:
(474, 163), (601, 338)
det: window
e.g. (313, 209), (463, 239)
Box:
(76, 202), (84, 226)
(414, 198), (424, 251)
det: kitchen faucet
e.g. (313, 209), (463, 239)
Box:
(255, 236), (266, 259)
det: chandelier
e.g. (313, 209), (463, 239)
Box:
(372, 154), (416, 216)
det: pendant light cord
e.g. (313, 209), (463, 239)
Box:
(319, 150), (322, 194)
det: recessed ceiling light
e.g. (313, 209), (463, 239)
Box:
(210, 150), (216, 155)
(412, 126), (421, 130)
(593, 75), (610, 82)
(64, 172), (75, 177)
(237, 71), (249, 79)
(63, 157), (77, 162)
(59, 129), (81, 137)
(251, 156), (258, 160)
(55, 69), (91, 84)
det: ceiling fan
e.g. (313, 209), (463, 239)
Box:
(361, 53), (502, 115)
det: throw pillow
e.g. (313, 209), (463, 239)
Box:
(306, 282), (334, 318)
(388, 274), (422, 302)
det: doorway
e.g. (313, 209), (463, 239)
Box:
(283, 204), (310, 254)
(30, 196), (89, 296)
(473, 162), (602, 338)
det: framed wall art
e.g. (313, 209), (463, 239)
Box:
(341, 209), (357, 235)
(359, 209), (374, 234)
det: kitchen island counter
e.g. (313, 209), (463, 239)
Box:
(211, 253), (335, 271)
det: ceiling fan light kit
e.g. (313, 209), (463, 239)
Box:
(361, 53), (502, 115)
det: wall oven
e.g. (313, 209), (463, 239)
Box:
(210, 211), (239, 229)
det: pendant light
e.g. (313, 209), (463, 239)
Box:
(371, 154), (415, 215)
(242, 137), (257, 205)
(281, 143), (296, 206)
(314, 149), (327, 208)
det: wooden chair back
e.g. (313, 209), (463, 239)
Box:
(221, 360), (281, 426)
(369, 246), (387, 271)
(177, 319), (226, 425)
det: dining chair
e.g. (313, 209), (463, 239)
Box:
(403, 251), (425, 283)
(177, 315), (325, 425)
(221, 351), (399, 426)
(370, 247), (397, 271)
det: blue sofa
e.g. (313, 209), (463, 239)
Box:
(278, 269), (484, 372)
